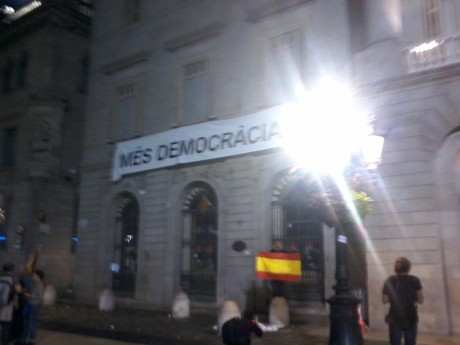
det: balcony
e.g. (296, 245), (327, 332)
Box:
(405, 33), (460, 73)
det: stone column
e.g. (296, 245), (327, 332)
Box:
(354, 0), (404, 83)
(366, 0), (402, 44)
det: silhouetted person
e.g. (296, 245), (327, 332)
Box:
(270, 240), (287, 298)
(0, 262), (16, 345)
(222, 310), (263, 345)
(382, 257), (424, 345)
(21, 269), (45, 345)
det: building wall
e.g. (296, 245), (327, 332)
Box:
(0, 4), (91, 290)
(75, 0), (460, 336)
(348, 0), (460, 335)
(364, 79), (460, 334)
(75, 0), (352, 313)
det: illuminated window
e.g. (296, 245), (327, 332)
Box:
(112, 195), (139, 297)
(181, 183), (218, 298)
(182, 60), (209, 124)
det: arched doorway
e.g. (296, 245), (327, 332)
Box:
(180, 183), (218, 299)
(112, 194), (139, 298)
(271, 171), (325, 302)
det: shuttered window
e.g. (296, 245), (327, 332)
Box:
(182, 60), (209, 124)
(424, 0), (443, 38)
(268, 30), (303, 104)
(111, 82), (140, 141)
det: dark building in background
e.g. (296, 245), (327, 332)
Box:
(0, 0), (92, 290)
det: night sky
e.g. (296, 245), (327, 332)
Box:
(0, 0), (34, 10)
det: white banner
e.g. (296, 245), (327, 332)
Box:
(112, 104), (290, 180)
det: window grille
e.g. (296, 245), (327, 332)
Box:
(112, 195), (139, 297)
(181, 184), (218, 299)
(271, 172), (325, 302)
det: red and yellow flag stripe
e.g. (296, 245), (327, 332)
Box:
(256, 251), (301, 282)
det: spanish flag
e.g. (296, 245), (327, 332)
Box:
(256, 252), (302, 282)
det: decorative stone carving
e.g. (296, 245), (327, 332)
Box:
(29, 107), (63, 178)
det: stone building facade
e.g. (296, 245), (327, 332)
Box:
(0, 1), (92, 290)
(75, 0), (460, 335)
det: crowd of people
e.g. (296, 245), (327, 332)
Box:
(0, 262), (44, 345)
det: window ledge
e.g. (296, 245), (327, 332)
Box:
(103, 50), (152, 75)
(246, 0), (314, 23)
(164, 22), (225, 52)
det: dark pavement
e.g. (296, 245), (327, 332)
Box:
(37, 302), (460, 345)
(37, 302), (378, 345)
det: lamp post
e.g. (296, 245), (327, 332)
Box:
(327, 134), (383, 345)
(280, 80), (384, 345)
(328, 222), (363, 345)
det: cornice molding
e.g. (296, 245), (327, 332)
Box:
(164, 22), (225, 52)
(0, 4), (92, 47)
(102, 50), (153, 75)
(246, 0), (314, 23)
(358, 63), (460, 97)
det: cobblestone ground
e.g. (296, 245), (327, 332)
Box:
(38, 303), (385, 345)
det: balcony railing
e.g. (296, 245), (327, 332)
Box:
(405, 33), (460, 73)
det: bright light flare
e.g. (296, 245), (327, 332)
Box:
(361, 135), (384, 169)
(410, 40), (439, 53)
(280, 79), (371, 173)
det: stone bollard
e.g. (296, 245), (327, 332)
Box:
(217, 300), (241, 335)
(269, 296), (289, 326)
(43, 284), (57, 306)
(172, 290), (190, 319)
(98, 288), (115, 311)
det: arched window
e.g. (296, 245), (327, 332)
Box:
(272, 171), (325, 302)
(181, 183), (218, 299)
(112, 194), (139, 297)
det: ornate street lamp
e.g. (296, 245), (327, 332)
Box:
(326, 135), (383, 345)
(280, 79), (384, 345)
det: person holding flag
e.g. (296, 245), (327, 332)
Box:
(256, 240), (302, 298)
